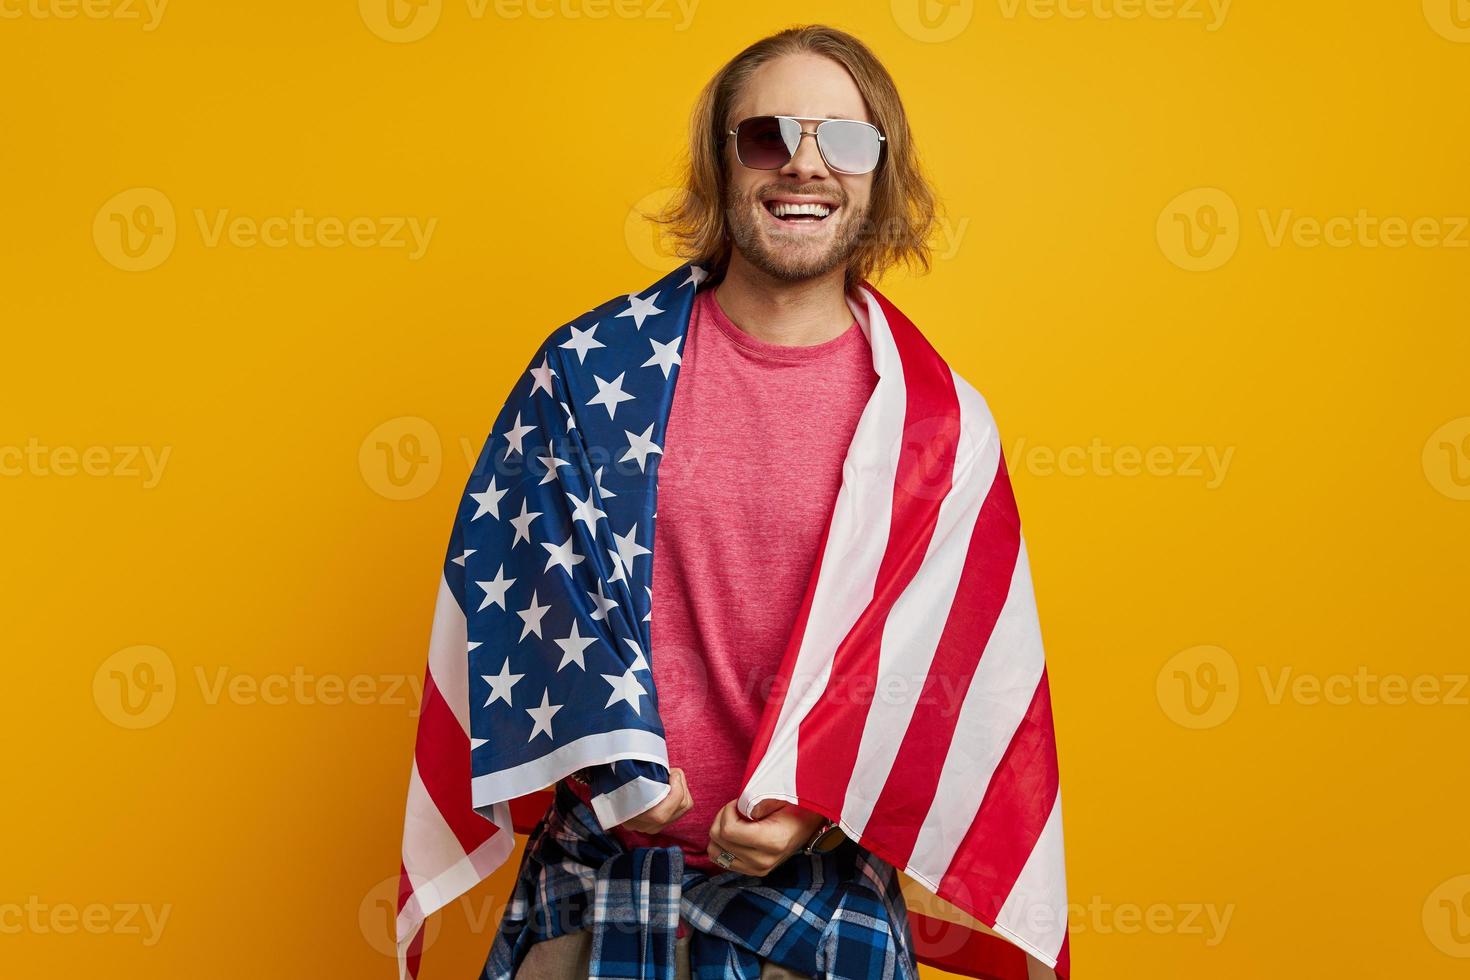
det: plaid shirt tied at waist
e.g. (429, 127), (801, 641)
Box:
(480, 780), (920, 980)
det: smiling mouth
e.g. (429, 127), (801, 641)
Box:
(763, 200), (838, 223)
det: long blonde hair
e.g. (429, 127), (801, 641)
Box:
(647, 24), (939, 289)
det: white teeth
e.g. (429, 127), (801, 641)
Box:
(769, 201), (833, 218)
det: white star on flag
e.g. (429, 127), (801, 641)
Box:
(542, 534), (584, 576)
(680, 265), (708, 289)
(593, 466), (616, 499)
(586, 579), (618, 621)
(620, 423), (662, 472)
(566, 488), (607, 529)
(528, 354), (557, 397)
(475, 564), (516, 611)
(616, 291), (664, 330)
(601, 667), (648, 715)
(509, 498), (542, 547)
(482, 659), (524, 707)
(614, 523), (650, 576)
(537, 448), (571, 486)
(503, 412), (535, 459)
(469, 477), (509, 520)
(588, 372), (635, 420)
(525, 689), (562, 741)
(516, 589), (550, 640)
(560, 323), (605, 364)
(554, 620), (597, 671)
(642, 336), (682, 378)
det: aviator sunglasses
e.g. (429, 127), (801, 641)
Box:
(725, 115), (887, 175)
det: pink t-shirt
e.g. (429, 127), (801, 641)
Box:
(568, 284), (877, 873)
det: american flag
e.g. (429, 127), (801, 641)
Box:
(397, 261), (1069, 980)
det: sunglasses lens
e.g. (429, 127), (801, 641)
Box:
(736, 116), (801, 169)
(818, 120), (882, 174)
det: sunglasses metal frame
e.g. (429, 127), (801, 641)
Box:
(724, 115), (887, 175)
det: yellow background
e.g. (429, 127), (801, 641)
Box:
(2, 1), (1467, 977)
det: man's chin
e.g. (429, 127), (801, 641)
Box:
(742, 239), (848, 283)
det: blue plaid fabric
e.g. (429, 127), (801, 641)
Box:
(481, 781), (920, 980)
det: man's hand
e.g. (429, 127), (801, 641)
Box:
(706, 798), (829, 876)
(619, 767), (693, 834)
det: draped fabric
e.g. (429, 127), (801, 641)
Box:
(397, 261), (1070, 979)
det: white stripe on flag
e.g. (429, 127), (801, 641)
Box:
(470, 728), (669, 812)
(427, 572), (470, 733)
(906, 537), (1047, 887)
(841, 370), (998, 834)
(739, 284), (906, 812)
(994, 792), (1068, 965)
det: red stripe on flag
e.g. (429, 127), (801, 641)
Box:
(939, 669), (1060, 924)
(415, 669), (499, 854)
(794, 288), (960, 812)
(861, 453), (1022, 864)
(907, 910), (1032, 980)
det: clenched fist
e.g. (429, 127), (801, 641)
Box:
(619, 767), (693, 834)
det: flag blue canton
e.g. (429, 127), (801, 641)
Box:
(447, 262), (710, 816)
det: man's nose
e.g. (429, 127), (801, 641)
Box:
(779, 130), (829, 181)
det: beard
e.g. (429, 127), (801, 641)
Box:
(723, 182), (867, 284)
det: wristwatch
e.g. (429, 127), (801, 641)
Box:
(801, 816), (845, 855)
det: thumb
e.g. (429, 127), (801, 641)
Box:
(749, 798), (788, 821)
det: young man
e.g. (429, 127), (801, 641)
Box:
(398, 24), (1068, 980)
